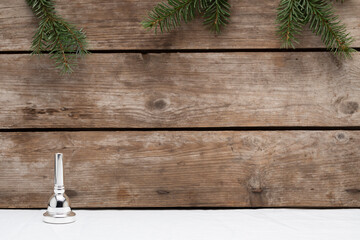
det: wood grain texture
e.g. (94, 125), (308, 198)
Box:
(1, 0), (359, 51)
(1, 52), (360, 128)
(0, 131), (359, 208)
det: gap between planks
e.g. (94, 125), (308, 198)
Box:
(1, 48), (360, 55)
(2, 126), (360, 132)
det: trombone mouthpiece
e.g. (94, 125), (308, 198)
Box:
(43, 153), (76, 224)
(54, 153), (64, 189)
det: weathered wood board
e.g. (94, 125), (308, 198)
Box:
(0, 52), (359, 129)
(0, 0), (359, 210)
(1, 0), (359, 51)
(0, 131), (359, 208)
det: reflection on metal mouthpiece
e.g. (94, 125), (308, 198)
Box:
(43, 153), (76, 224)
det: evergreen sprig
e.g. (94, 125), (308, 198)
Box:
(203, 0), (231, 33)
(143, 0), (355, 57)
(277, 0), (355, 57)
(142, 0), (231, 34)
(26, 0), (89, 73)
(277, 0), (307, 49)
(306, 0), (355, 56)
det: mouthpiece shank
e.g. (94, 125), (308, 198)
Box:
(54, 153), (64, 192)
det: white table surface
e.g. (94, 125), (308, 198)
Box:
(1, 209), (359, 240)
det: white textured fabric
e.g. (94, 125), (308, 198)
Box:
(1, 209), (359, 240)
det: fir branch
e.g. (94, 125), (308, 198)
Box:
(276, 0), (306, 48)
(26, 0), (89, 73)
(141, 0), (199, 33)
(142, 0), (230, 34)
(144, 0), (354, 57)
(203, 0), (231, 33)
(276, 0), (355, 57)
(305, 0), (355, 57)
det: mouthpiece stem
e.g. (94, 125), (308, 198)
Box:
(54, 153), (64, 192)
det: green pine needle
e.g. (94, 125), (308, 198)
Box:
(276, 0), (356, 57)
(27, 0), (89, 73)
(143, 0), (355, 57)
(306, 0), (355, 57)
(277, 0), (306, 49)
(142, 0), (231, 34)
(203, 0), (231, 33)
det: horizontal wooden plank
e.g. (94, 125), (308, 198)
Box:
(0, 131), (359, 208)
(1, 0), (359, 51)
(1, 52), (360, 128)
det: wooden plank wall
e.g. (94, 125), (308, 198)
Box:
(0, 0), (359, 208)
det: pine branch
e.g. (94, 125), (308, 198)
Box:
(142, 0), (230, 34)
(276, 0), (355, 57)
(276, 0), (306, 48)
(203, 0), (231, 33)
(305, 0), (355, 57)
(144, 1), (354, 57)
(141, 0), (199, 33)
(26, 0), (89, 73)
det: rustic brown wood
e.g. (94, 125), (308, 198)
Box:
(1, 0), (359, 51)
(1, 52), (360, 128)
(0, 131), (359, 208)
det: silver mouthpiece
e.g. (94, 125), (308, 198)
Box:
(54, 153), (64, 192)
(43, 153), (76, 224)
